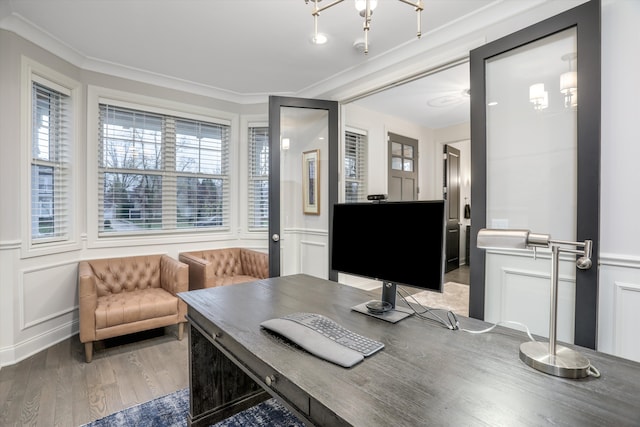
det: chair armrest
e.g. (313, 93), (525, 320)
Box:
(78, 261), (98, 343)
(160, 255), (189, 321)
(241, 249), (269, 279)
(160, 255), (189, 296)
(179, 252), (215, 290)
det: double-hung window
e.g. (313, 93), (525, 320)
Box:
(344, 129), (368, 202)
(98, 104), (230, 235)
(248, 126), (269, 231)
(31, 81), (72, 243)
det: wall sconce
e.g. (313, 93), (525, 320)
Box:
(477, 228), (595, 379)
(560, 52), (577, 108)
(281, 138), (290, 151)
(529, 83), (548, 111)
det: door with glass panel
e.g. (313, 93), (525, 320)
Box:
(268, 97), (339, 280)
(469, 0), (600, 348)
(388, 132), (418, 201)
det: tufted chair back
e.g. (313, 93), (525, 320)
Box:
(87, 255), (163, 296)
(200, 248), (244, 277)
(179, 247), (268, 289)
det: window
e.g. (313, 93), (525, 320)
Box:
(248, 126), (269, 230)
(98, 104), (230, 235)
(344, 129), (368, 202)
(31, 81), (71, 243)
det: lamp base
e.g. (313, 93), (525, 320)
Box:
(519, 341), (590, 379)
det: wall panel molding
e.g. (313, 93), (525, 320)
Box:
(613, 281), (640, 361)
(19, 260), (79, 330)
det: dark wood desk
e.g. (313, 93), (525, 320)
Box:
(179, 274), (640, 426)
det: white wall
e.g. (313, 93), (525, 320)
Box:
(596, 0), (640, 361)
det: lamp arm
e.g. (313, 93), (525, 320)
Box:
(549, 238), (592, 270)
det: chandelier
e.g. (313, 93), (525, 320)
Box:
(305, 0), (424, 54)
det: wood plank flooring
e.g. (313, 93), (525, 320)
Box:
(0, 325), (188, 426)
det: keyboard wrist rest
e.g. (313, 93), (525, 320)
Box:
(260, 318), (364, 368)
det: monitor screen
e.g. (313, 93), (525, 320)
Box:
(331, 200), (446, 322)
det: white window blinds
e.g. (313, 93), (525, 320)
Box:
(248, 126), (269, 230)
(31, 82), (71, 243)
(98, 104), (230, 235)
(344, 129), (368, 202)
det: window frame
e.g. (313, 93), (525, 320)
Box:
(21, 57), (81, 257)
(86, 86), (239, 248)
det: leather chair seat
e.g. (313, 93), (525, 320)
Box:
(95, 288), (180, 329)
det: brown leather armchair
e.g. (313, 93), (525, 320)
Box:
(78, 254), (188, 363)
(179, 247), (268, 290)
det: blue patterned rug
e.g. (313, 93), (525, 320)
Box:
(81, 388), (305, 427)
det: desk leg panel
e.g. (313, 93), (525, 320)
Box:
(188, 319), (268, 427)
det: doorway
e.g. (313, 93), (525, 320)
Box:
(444, 145), (460, 273)
(387, 132), (418, 201)
(268, 96), (339, 281)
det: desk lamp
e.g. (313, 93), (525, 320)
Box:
(477, 228), (593, 379)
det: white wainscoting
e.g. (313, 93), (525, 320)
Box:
(21, 261), (78, 329)
(598, 254), (640, 362)
(498, 267), (575, 343)
(281, 227), (328, 280)
(613, 281), (640, 360)
(300, 240), (327, 279)
(485, 250), (577, 344)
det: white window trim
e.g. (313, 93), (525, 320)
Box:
(21, 56), (82, 258)
(86, 85), (239, 248)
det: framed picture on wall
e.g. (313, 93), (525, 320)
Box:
(302, 149), (320, 215)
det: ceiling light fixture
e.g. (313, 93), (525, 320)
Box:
(305, 0), (424, 55)
(560, 52), (577, 109)
(529, 83), (548, 111)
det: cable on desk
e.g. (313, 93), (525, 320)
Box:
(460, 320), (537, 342)
(396, 287), (458, 330)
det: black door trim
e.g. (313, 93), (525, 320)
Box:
(268, 96), (339, 280)
(469, 0), (601, 348)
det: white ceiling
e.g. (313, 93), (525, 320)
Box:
(0, 0), (584, 129)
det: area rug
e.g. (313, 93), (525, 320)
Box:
(81, 388), (304, 427)
(408, 281), (469, 317)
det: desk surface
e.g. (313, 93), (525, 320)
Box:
(180, 274), (640, 426)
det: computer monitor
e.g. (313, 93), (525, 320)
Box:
(331, 200), (446, 323)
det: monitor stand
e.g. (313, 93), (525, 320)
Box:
(351, 281), (413, 323)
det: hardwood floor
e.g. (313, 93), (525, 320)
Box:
(0, 325), (188, 426)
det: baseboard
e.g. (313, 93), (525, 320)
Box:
(0, 319), (78, 368)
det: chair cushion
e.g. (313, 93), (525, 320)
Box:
(215, 274), (260, 287)
(95, 288), (178, 329)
